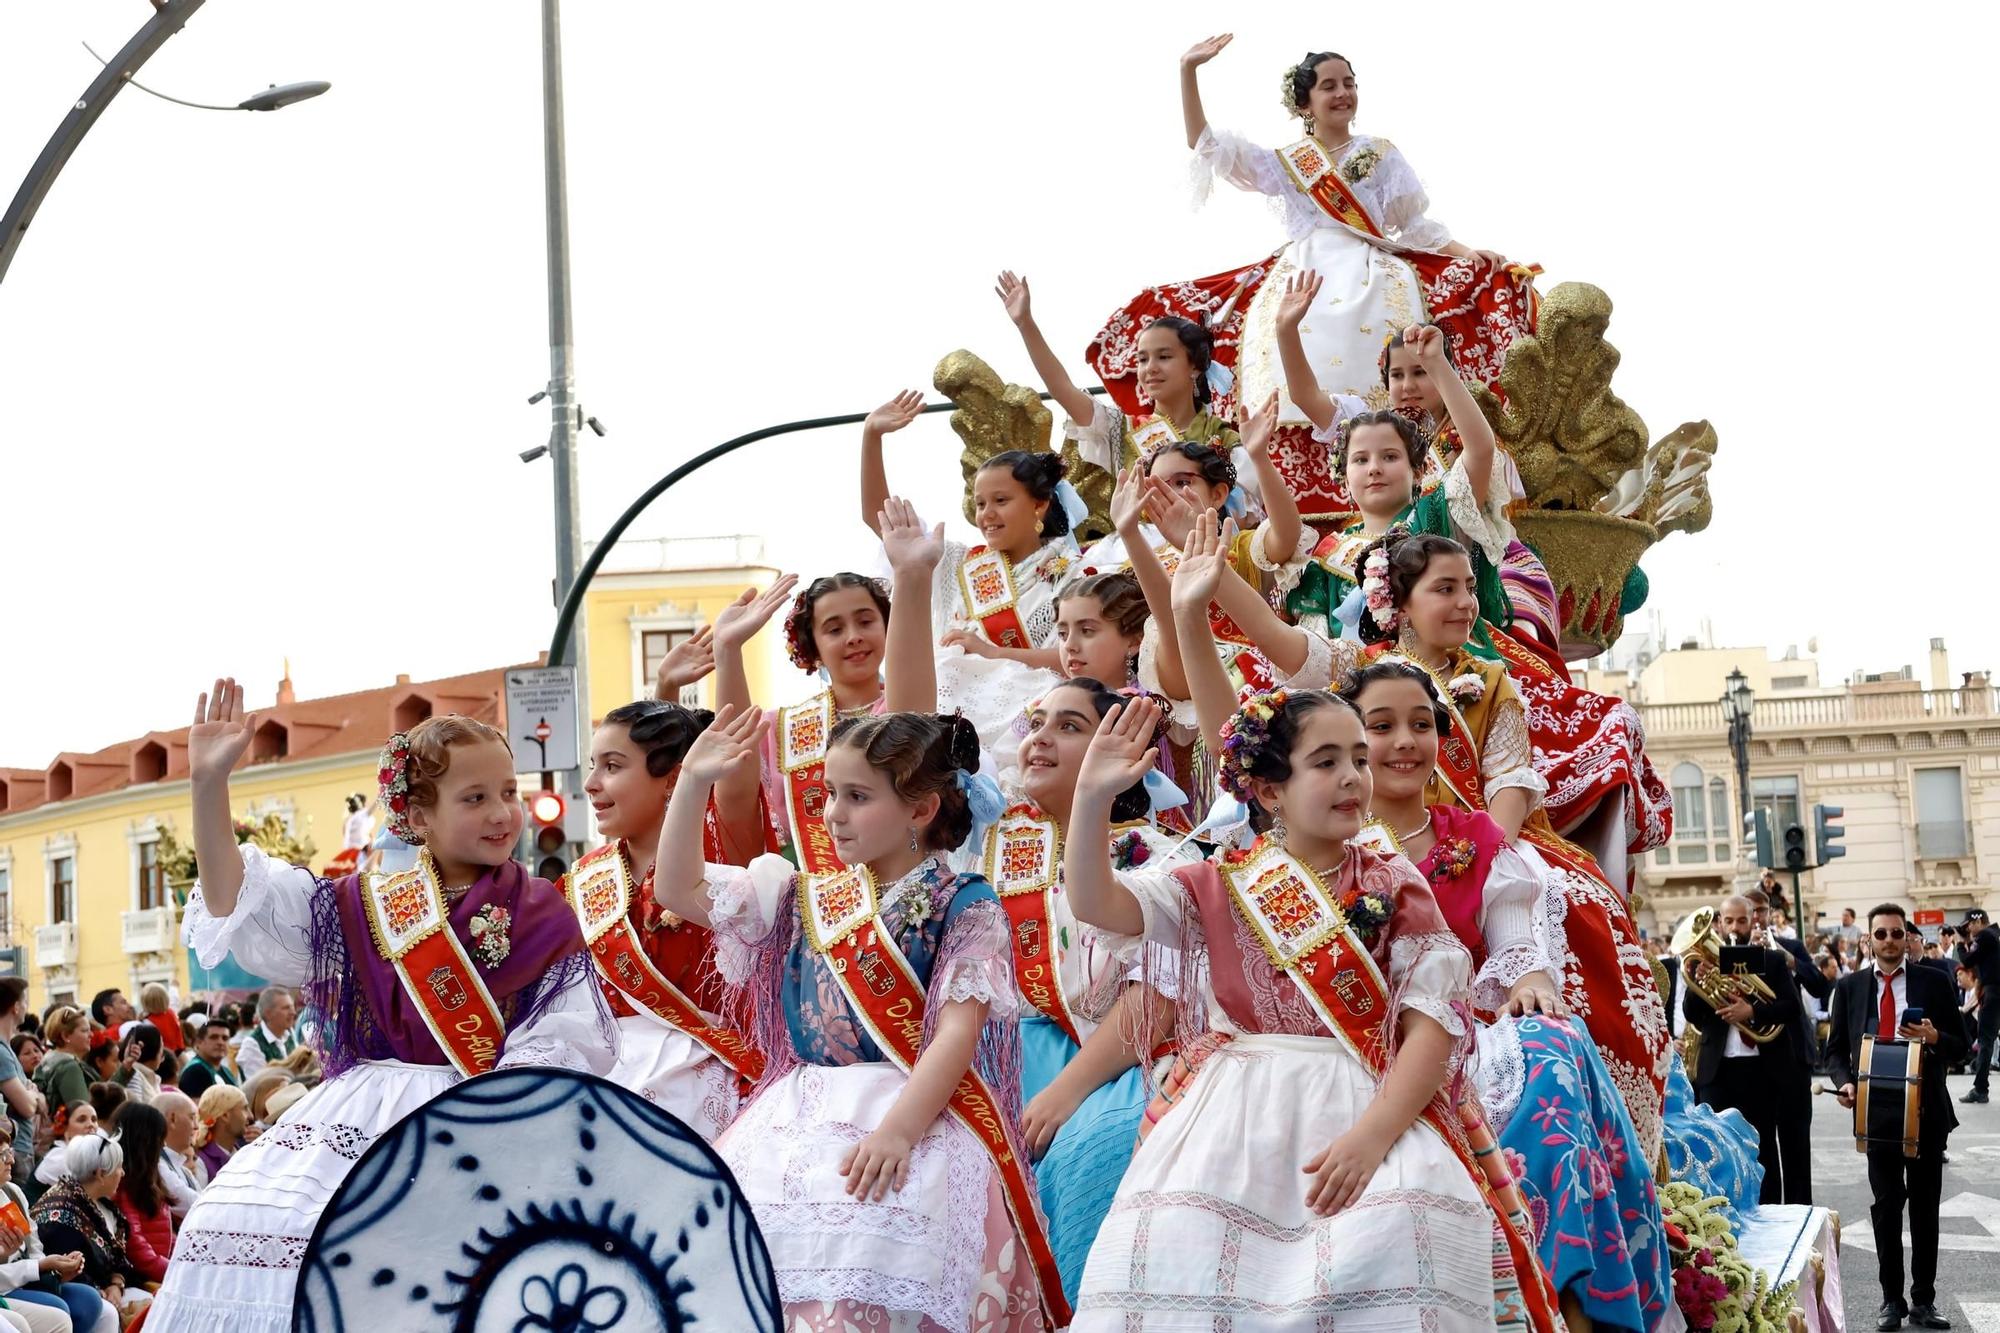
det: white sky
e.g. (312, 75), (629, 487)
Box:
(2, 1), (1993, 764)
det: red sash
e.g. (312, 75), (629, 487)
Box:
(777, 692), (842, 875)
(956, 545), (1032, 649)
(566, 842), (763, 1083)
(1219, 842), (1560, 1332)
(982, 806), (1084, 1047)
(800, 865), (1070, 1328)
(361, 857), (508, 1077)
(1274, 139), (1387, 241)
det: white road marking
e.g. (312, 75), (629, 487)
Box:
(1842, 1191), (2000, 1252)
(1960, 1302), (2000, 1333)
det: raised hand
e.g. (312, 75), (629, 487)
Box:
(1109, 463), (1148, 536)
(1143, 476), (1200, 548)
(1181, 33), (1233, 68)
(1170, 510), (1231, 615)
(1276, 270), (1322, 330)
(879, 496), (946, 576)
(1400, 323), (1447, 367)
(712, 575), (801, 652)
(864, 390), (925, 438)
(1078, 699), (1161, 793)
(655, 626), (715, 698)
(994, 271), (1034, 327)
(1237, 392), (1279, 461)
(188, 679), (255, 785)
(679, 704), (767, 788)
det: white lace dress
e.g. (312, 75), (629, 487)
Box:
(931, 536), (1074, 787)
(1195, 127), (1448, 421)
(149, 846), (613, 1333)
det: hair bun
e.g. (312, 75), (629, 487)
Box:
(1028, 452), (1066, 486)
(943, 713), (983, 773)
(689, 707), (716, 732)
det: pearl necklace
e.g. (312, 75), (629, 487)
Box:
(1392, 812), (1434, 845)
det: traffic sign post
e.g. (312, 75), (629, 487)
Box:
(505, 667), (580, 773)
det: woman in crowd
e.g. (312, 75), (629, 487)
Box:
(27, 1017), (88, 1123)
(0, 1134), (108, 1333)
(30, 1106), (97, 1194)
(192, 1086), (248, 1183)
(29, 1134), (149, 1322)
(108, 1105), (173, 1287)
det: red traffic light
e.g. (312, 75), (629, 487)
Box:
(529, 791), (566, 826)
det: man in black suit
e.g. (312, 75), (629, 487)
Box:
(1749, 885), (1831, 1200)
(1829, 903), (1966, 1331)
(1961, 909), (2000, 1103)
(1684, 894), (1811, 1204)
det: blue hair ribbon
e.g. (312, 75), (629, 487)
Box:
(1052, 478), (1090, 534)
(1223, 484), (1248, 521)
(1168, 787), (1250, 860)
(1206, 361), (1235, 398)
(1143, 768), (1189, 814)
(955, 768), (1007, 850)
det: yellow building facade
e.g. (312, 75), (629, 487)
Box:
(0, 536), (781, 1009)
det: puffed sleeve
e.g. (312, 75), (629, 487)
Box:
(1481, 684), (1548, 811)
(1134, 621), (1203, 744)
(1440, 454), (1516, 566)
(930, 539), (974, 638)
(1099, 866), (1189, 954)
(1270, 625), (1362, 692)
(1246, 516), (1316, 601)
(1471, 842), (1560, 1012)
(1063, 399), (1126, 477)
(702, 853), (799, 984)
(932, 896), (1019, 1018)
(1367, 141), (1453, 251)
(494, 950), (619, 1077)
(1191, 125), (1288, 203)
(181, 845), (319, 987)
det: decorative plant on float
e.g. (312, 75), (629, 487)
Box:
(154, 812), (318, 908)
(1659, 1180), (1797, 1333)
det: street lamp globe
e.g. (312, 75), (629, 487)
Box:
(238, 81), (332, 112)
(1724, 667), (1754, 725)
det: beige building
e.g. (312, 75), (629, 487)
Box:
(1593, 636), (1997, 939)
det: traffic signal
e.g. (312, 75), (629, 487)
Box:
(529, 790), (570, 881)
(1813, 803), (1847, 863)
(1781, 820), (1808, 873)
(1743, 809), (1773, 868)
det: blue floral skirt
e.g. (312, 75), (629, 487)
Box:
(1019, 1013), (1150, 1306)
(1660, 1048), (1765, 1225)
(1486, 1014), (1675, 1333)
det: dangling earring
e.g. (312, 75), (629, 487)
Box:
(907, 826), (920, 853)
(1269, 808), (1289, 846)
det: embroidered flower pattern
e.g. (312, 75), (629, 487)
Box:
(1428, 836), (1478, 886)
(469, 904), (512, 969)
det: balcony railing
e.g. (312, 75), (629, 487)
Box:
(121, 906), (179, 955)
(1638, 686), (2000, 738)
(1917, 821), (1973, 860)
(32, 922), (76, 970)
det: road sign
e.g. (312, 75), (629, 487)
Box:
(505, 666), (579, 772)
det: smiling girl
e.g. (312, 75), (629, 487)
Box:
(567, 701), (759, 1140)
(152, 681), (612, 1333)
(655, 706), (1063, 1330)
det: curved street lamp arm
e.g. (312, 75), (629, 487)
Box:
(80, 39), (239, 111)
(0, 0), (208, 286)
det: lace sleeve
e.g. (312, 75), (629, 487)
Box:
(1471, 843), (1559, 1012)
(1191, 124), (1286, 204)
(1442, 456), (1514, 564)
(1249, 517), (1317, 601)
(930, 539), (973, 637)
(1063, 399), (1125, 477)
(1272, 625), (1361, 692)
(181, 845), (319, 986)
(703, 853), (798, 983)
(497, 949), (617, 1076)
(1102, 866), (1189, 954)
(1369, 142), (1452, 251)
(930, 898), (1019, 1017)
(1481, 693), (1547, 810)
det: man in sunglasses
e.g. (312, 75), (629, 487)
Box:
(1961, 909), (2000, 1103)
(1828, 903), (1966, 1331)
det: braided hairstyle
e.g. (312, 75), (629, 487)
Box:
(783, 572), (890, 674)
(1353, 530), (1472, 646)
(1045, 678), (1161, 825)
(601, 699), (714, 776)
(830, 712), (983, 851)
(978, 450), (1070, 540)
(1216, 689), (1361, 833)
(1330, 408), (1430, 485)
(1142, 317), (1218, 411)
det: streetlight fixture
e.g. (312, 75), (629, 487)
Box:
(1721, 664), (1755, 834)
(0, 0), (328, 286)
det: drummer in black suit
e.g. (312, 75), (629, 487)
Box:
(1828, 903), (1968, 1331)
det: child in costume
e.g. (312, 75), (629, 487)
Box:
(152, 680), (613, 1333)
(654, 704), (1063, 1330)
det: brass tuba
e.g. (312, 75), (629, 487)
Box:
(1672, 906), (1783, 1044)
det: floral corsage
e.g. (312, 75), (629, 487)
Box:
(1360, 548), (1396, 634)
(1445, 670), (1486, 705)
(469, 904), (512, 969)
(1337, 884), (1395, 946)
(1429, 836), (1478, 885)
(1111, 829), (1151, 870)
(1035, 549), (1073, 584)
(1341, 144), (1382, 183)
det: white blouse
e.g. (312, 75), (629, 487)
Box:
(1193, 126), (1454, 253)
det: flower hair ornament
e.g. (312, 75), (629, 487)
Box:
(1215, 688), (1289, 801)
(376, 732), (420, 844)
(782, 588), (818, 674)
(1360, 546), (1397, 634)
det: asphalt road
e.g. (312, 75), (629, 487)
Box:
(1811, 1067), (2000, 1331)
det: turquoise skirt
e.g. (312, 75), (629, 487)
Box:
(1020, 1013), (1150, 1305)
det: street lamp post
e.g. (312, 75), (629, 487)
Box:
(1722, 667), (1755, 830)
(0, 0), (328, 287)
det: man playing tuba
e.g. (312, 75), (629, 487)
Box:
(1681, 894), (1813, 1205)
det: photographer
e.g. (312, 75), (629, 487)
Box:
(1961, 909), (2000, 1103)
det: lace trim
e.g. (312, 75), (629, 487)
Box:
(496, 1037), (590, 1072)
(175, 1229), (310, 1270)
(253, 1119), (372, 1162)
(1472, 943), (1554, 1015)
(1249, 518), (1318, 604)
(1475, 1016), (1528, 1131)
(930, 953), (1018, 1016)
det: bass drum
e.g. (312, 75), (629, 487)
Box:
(293, 1068), (780, 1332)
